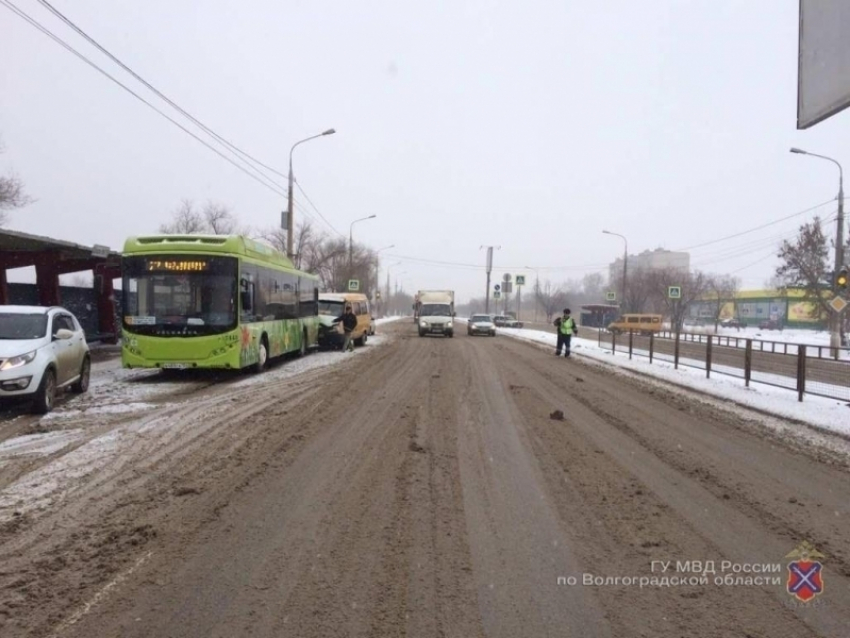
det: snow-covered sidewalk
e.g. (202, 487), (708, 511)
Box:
(496, 327), (850, 439)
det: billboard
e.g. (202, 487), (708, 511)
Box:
(798, 0), (850, 129)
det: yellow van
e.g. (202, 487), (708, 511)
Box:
(607, 314), (663, 335)
(317, 293), (374, 348)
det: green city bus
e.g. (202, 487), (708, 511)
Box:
(121, 235), (319, 371)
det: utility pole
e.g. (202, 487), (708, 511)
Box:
(481, 245), (500, 314)
(286, 128), (335, 258)
(790, 148), (845, 351)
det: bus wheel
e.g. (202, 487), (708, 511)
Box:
(253, 336), (269, 372)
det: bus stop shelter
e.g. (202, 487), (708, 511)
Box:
(0, 229), (122, 342)
(580, 304), (620, 328)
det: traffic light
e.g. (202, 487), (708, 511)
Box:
(837, 267), (849, 290)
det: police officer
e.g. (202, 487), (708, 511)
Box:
(554, 308), (578, 357)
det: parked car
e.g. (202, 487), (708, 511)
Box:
(468, 314), (497, 336)
(492, 315), (509, 327)
(502, 317), (524, 328)
(0, 306), (90, 413)
(758, 318), (782, 330)
(720, 318), (744, 329)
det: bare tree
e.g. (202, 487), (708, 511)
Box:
(647, 267), (711, 331)
(775, 216), (842, 342)
(705, 274), (740, 330)
(158, 200), (244, 235)
(763, 274), (785, 290)
(203, 201), (239, 235)
(535, 281), (568, 322)
(0, 138), (33, 226)
(581, 272), (605, 302)
(65, 273), (92, 288)
(159, 200), (205, 234)
(611, 267), (656, 314)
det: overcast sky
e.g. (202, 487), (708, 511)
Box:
(2, 0), (849, 303)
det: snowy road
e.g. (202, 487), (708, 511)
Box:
(1, 321), (849, 637)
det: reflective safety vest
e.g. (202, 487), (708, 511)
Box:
(559, 316), (576, 335)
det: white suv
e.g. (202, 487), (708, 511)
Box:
(0, 306), (91, 413)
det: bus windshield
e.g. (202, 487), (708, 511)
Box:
(122, 256), (238, 335)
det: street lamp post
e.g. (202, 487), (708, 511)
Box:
(393, 271), (408, 314)
(286, 128), (336, 258)
(602, 230), (628, 314)
(385, 262), (402, 315)
(790, 147), (845, 351)
(349, 215), (377, 280)
(375, 244), (395, 316)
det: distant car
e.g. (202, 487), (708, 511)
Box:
(492, 315), (509, 327)
(758, 319), (782, 330)
(502, 318), (524, 328)
(467, 314), (496, 337)
(0, 305), (91, 413)
(720, 318), (744, 329)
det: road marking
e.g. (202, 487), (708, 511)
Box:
(50, 550), (154, 637)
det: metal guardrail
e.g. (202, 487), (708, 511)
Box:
(657, 330), (848, 361)
(597, 329), (850, 402)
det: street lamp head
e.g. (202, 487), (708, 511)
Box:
(789, 147), (807, 155)
(368, 214), (377, 219)
(322, 128), (336, 136)
(602, 230), (612, 235)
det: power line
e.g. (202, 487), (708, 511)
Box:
(674, 198), (835, 252)
(727, 250), (780, 275)
(33, 0), (289, 185)
(294, 181), (344, 237)
(702, 213), (839, 274)
(28, 0), (348, 236)
(1, 0), (288, 197)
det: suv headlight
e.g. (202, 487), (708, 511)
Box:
(420, 320), (428, 327)
(446, 321), (453, 328)
(0, 350), (37, 371)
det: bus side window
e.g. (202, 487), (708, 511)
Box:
(240, 277), (254, 314)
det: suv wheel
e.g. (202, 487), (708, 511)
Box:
(33, 368), (57, 414)
(71, 356), (91, 393)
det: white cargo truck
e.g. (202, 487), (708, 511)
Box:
(414, 290), (455, 337)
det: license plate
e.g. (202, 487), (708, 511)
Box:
(162, 363), (188, 369)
